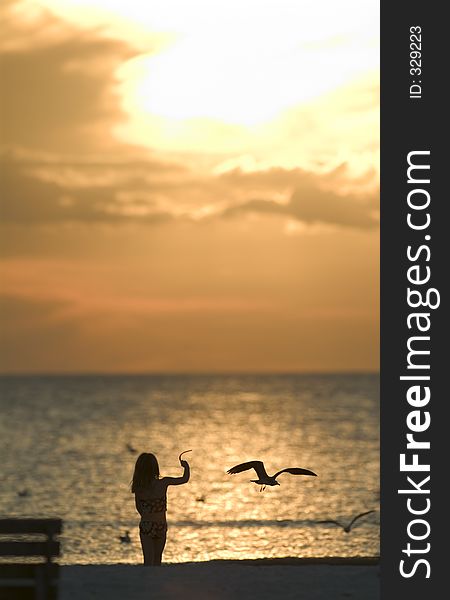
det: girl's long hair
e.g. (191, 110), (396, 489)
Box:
(131, 453), (160, 492)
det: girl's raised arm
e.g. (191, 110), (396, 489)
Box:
(163, 460), (190, 486)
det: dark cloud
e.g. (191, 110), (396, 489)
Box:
(223, 167), (378, 229)
(0, 156), (177, 224)
(0, 2), (138, 153)
(0, 2), (185, 227)
(0, 3), (378, 233)
(0, 154), (378, 231)
(219, 163), (376, 190)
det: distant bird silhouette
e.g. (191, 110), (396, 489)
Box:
(319, 510), (376, 533)
(227, 460), (317, 491)
(126, 443), (137, 454)
(17, 489), (30, 498)
(119, 530), (131, 543)
(196, 495), (206, 503)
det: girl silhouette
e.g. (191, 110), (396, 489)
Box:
(131, 452), (190, 565)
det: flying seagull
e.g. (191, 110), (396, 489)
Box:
(227, 460), (317, 491)
(319, 510), (375, 533)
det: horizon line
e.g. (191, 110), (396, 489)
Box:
(0, 369), (380, 377)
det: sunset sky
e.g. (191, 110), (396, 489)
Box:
(0, 0), (379, 373)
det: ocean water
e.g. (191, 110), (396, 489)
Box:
(0, 374), (379, 564)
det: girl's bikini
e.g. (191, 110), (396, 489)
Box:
(136, 496), (168, 538)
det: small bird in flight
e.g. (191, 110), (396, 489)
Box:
(126, 443), (137, 454)
(227, 460), (317, 491)
(319, 510), (375, 533)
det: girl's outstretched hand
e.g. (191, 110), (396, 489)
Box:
(178, 449), (192, 465)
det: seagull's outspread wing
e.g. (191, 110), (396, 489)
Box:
(348, 510), (375, 530)
(227, 460), (269, 480)
(318, 520), (342, 528)
(273, 467), (317, 479)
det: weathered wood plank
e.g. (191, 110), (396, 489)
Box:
(0, 519), (62, 535)
(0, 541), (60, 558)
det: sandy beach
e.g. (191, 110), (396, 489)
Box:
(60, 559), (379, 600)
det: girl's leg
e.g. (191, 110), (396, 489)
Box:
(153, 533), (167, 566)
(139, 531), (155, 566)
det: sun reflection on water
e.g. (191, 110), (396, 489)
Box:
(0, 374), (379, 563)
